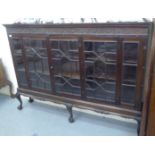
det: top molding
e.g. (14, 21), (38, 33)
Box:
(4, 22), (151, 29)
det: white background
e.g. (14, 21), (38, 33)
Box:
(0, 0), (154, 23)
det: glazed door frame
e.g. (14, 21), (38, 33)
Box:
(22, 35), (52, 93)
(121, 38), (146, 110)
(48, 36), (82, 99)
(82, 36), (118, 105)
(9, 34), (52, 93)
(9, 35), (30, 89)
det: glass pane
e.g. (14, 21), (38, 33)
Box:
(84, 41), (117, 103)
(70, 41), (78, 50)
(13, 39), (22, 50)
(86, 79), (116, 102)
(95, 42), (117, 53)
(30, 72), (51, 90)
(121, 85), (136, 104)
(12, 39), (28, 87)
(25, 39), (51, 91)
(51, 40), (81, 96)
(121, 42), (139, 104)
(84, 42), (93, 51)
(122, 66), (137, 85)
(84, 42), (117, 62)
(25, 40), (46, 48)
(106, 65), (116, 80)
(124, 43), (138, 64)
(51, 41), (59, 49)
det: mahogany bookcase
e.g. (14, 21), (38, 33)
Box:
(4, 22), (152, 135)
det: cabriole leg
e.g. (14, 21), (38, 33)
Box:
(65, 103), (74, 123)
(137, 120), (141, 136)
(16, 92), (23, 110)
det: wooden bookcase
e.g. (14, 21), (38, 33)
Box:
(4, 22), (151, 134)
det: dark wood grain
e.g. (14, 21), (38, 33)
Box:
(7, 36), (21, 87)
(140, 22), (154, 136)
(115, 38), (123, 104)
(22, 37), (32, 88)
(47, 37), (56, 94)
(134, 40), (145, 110)
(79, 37), (86, 99)
(4, 22), (150, 28)
(146, 62), (155, 135)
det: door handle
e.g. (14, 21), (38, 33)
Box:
(50, 66), (54, 70)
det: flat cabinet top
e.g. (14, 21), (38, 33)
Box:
(4, 23), (150, 36)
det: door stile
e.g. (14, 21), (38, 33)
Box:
(22, 37), (32, 89)
(47, 37), (56, 94)
(135, 39), (145, 110)
(79, 37), (86, 99)
(115, 38), (123, 104)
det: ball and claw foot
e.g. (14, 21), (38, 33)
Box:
(17, 105), (23, 110)
(29, 97), (34, 103)
(69, 117), (74, 123)
(65, 103), (75, 123)
(137, 120), (141, 136)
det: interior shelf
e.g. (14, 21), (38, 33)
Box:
(55, 73), (80, 80)
(84, 50), (116, 54)
(123, 63), (137, 67)
(123, 79), (136, 85)
(86, 75), (116, 81)
(85, 60), (116, 65)
(122, 83), (136, 87)
(17, 68), (25, 72)
(52, 58), (79, 62)
(14, 50), (23, 55)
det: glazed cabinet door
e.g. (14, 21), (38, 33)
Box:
(83, 38), (118, 103)
(121, 40), (145, 109)
(49, 37), (81, 98)
(23, 37), (51, 92)
(10, 36), (29, 88)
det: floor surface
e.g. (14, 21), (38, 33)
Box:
(0, 94), (137, 136)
